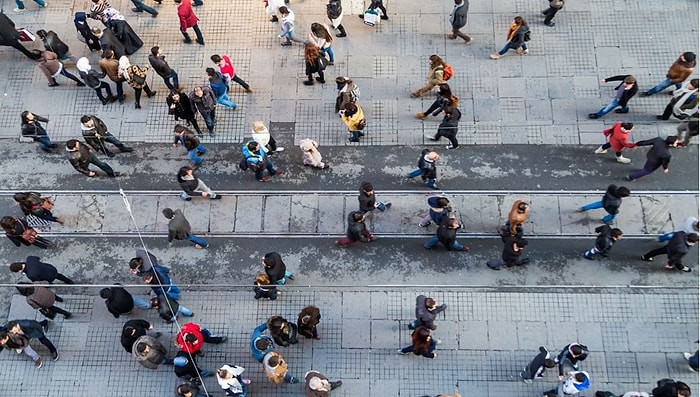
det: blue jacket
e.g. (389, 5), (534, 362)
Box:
(250, 322), (275, 362)
(147, 265), (173, 296)
(241, 141), (267, 166)
(208, 71), (228, 97)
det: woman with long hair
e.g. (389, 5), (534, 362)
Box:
(308, 22), (335, 65)
(490, 16), (529, 59)
(1, 216), (52, 249)
(20, 111), (58, 152)
(303, 42), (326, 86)
(340, 102), (366, 142)
(398, 325), (439, 358)
(411, 54), (446, 98)
(416, 83), (459, 119)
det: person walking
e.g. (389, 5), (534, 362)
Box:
(252, 120), (284, 155)
(1, 217), (52, 249)
(33, 50), (84, 88)
(542, 0), (565, 27)
(253, 273), (278, 300)
(210, 54), (252, 92)
(10, 256), (74, 284)
(408, 295), (447, 330)
(175, 0), (204, 45)
(684, 350), (699, 372)
(490, 16), (529, 59)
(36, 29), (73, 61)
(658, 216), (698, 242)
(428, 106), (462, 149)
(189, 86), (217, 136)
(407, 150), (439, 189)
(339, 102), (365, 142)
(398, 326), (439, 359)
(16, 284), (72, 320)
(326, 0), (346, 37)
(121, 319), (162, 353)
(583, 225), (623, 260)
(411, 55), (446, 97)
(250, 322), (275, 363)
(447, 0), (470, 44)
(302, 42), (326, 86)
(92, 25), (127, 59)
(168, 91), (202, 135)
(588, 75), (638, 119)
(216, 364), (250, 397)
(119, 55), (157, 109)
(334, 211), (377, 248)
(149, 46), (179, 90)
(241, 141), (283, 182)
(13, 0), (46, 13)
(416, 83), (456, 120)
(358, 181), (392, 216)
(13, 191), (62, 226)
(262, 251), (294, 285)
(418, 196), (452, 228)
(358, 0), (388, 20)
(641, 231), (698, 273)
(175, 322), (227, 356)
(175, 363), (213, 391)
(543, 371), (591, 396)
(152, 294), (194, 323)
(676, 112), (699, 147)
(173, 125), (206, 168)
(130, 0), (158, 17)
(74, 12), (102, 52)
(80, 115), (134, 156)
(308, 22), (335, 65)
(502, 200), (529, 237)
(297, 305), (321, 339)
(7, 319), (58, 363)
(266, 316), (299, 347)
(20, 111), (59, 153)
(142, 264), (181, 301)
(335, 76), (360, 113)
(206, 67), (237, 108)
(162, 207), (209, 249)
(102, 7), (143, 55)
(0, 330), (44, 368)
(627, 135), (680, 181)
(278, 6), (305, 46)
(0, 12), (38, 59)
(76, 57), (117, 105)
(99, 286), (151, 318)
(177, 165), (221, 200)
(262, 351), (299, 384)
(424, 215), (470, 251)
(305, 370), (343, 396)
(519, 346), (555, 384)
(656, 78), (699, 121)
(643, 52), (696, 96)
(594, 122), (637, 163)
(554, 343), (589, 380)
(579, 184), (630, 224)
(65, 139), (122, 177)
(128, 249), (160, 276)
(486, 235), (529, 270)
(132, 334), (173, 369)
(299, 138), (330, 169)
(98, 49), (126, 104)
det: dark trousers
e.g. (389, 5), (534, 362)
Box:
(89, 153), (116, 177)
(181, 25), (204, 44)
(47, 305), (72, 317)
(93, 81), (114, 101)
(628, 160), (660, 180)
(231, 74), (250, 90)
(185, 117), (203, 135)
(54, 273), (76, 284)
(643, 246), (684, 269)
(543, 6), (561, 24)
(133, 83), (154, 106)
(112, 80), (125, 101)
(12, 41), (38, 59)
(435, 129), (459, 148)
(60, 69), (83, 85)
(336, 230), (371, 246)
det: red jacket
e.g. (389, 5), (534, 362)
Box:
(177, 1), (199, 31)
(175, 322), (203, 354)
(603, 122), (636, 152)
(219, 55), (235, 80)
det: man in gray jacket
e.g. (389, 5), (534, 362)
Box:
(408, 295), (447, 330)
(162, 208), (209, 249)
(132, 335), (173, 369)
(447, 0), (470, 44)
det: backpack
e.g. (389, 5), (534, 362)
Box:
(442, 63), (453, 80)
(349, 83), (360, 102)
(418, 149), (430, 168)
(326, 0), (342, 19)
(524, 30), (531, 42)
(130, 65), (147, 85)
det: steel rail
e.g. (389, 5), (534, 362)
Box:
(0, 190), (697, 196)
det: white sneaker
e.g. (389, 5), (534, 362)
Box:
(594, 146), (608, 154)
(13, 7), (26, 12)
(616, 156), (631, 164)
(274, 147), (285, 152)
(435, 339), (442, 345)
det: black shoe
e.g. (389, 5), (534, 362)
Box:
(105, 151), (116, 158)
(588, 113), (600, 119)
(269, 15), (278, 22)
(54, 295), (63, 302)
(384, 203), (392, 210)
(544, 21), (555, 26)
(336, 32), (346, 37)
(147, 91), (157, 98)
(210, 194), (222, 200)
(614, 108), (628, 114)
(48, 82), (59, 87)
(107, 96), (118, 103)
(656, 115), (667, 120)
(303, 80), (314, 86)
(196, 39), (204, 46)
(330, 381), (342, 390)
(135, 103), (141, 109)
(381, 15), (388, 20)
(348, 138), (359, 142)
(681, 266), (692, 273)
(315, 77), (325, 83)
(641, 255), (653, 262)
(101, 98), (109, 105)
(119, 147), (134, 153)
(183, 38), (192, 44)
(76, 82), (86, 87)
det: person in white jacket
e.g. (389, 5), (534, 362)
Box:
(299, 138), (330, 169)
(216, 364), (250, 397)
(657, 78), (698, 120)
(265, 0), (285, 22)
(308, 22), (335, 64)
(543, 371), (590, 396)
(252, 121), (284, 154)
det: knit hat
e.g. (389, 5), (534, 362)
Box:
(683, 52), (696, 62)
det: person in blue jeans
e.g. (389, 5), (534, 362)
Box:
(20, 111), (58, 152)
(242, 141), (283, 182)
(173, 124), (206, 167)
(424, 215), (470, 251)
(14, 0), (45, 12)
(490, 16), (529, 59)
(658, 217), (698, 242)
(143, 264), (181, 300)
(130, 0), (158, 17)
(685, 350), (699, 372)
(644, 52), (696, 96)
(162, 207), (210, 248)
(588, 75), (638, 119)
(398, 326), (439, 359)
(189, 86), (217, 136)
(580, 184), (630, 224)
(408, 150), (439, 189)
(206, 67), (237, 108)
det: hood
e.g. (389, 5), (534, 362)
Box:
(76, 57), (91, 73)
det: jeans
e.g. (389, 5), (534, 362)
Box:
(690, 350), (699, 371)
(658, 232), (676, 242)
(216, 93), (237, 108)
(89, 153), (116, 176)
(131, 0), (157, 15)
(161, 70), (179, 91)
(628, 160), (660, 181)
(187, 233), (208, 247)
(400, 338), (437, 354)
(275, 270), (294, 285)
(19, 345), (40, 361)
(180, 179), (216, 200)
(36, 135), (53, 151)
(255, 160), (278, 181)
(595, 98), (628, 118)
(38, 335), (57, 354)
(188, 144), (206, 165)
(281, 30), (305, 44)
(60, 68), (83, 85)
(93, 81), (114, 101)
(320, 46), (335, 63)
(408, 169), (436, 188)
(200, 109), (216, 134)
(132, 295), (151, 309)
(181, 25), (204, 44)
(231, 74), (250, 90)
(580, 200), (615, 223)
(498, 41), (527, 55)
(646, 78), (682, 96)
(424, 235), (465, 250)
(15, 0), (45, 9)
(177, 305), (193, 317)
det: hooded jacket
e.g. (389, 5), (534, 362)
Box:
(132, 335), (168, 370)
(40, 31), (69, 59)
(601, 184), (624, 215)
(263, 252), (287, 283)
(77, 57), (106, 89)
(667, 55), (696, 84)
(603, 122), (636, 152)
(166, 209), (192, 240)
(593, 225), (616, 255)
(250, 322), (275, 363)
(345, 211), (369, 242)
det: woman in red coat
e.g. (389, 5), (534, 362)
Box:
(175, 322), (227, 355)
(175, 0), (204, 45)
(594, 122), (637, 164)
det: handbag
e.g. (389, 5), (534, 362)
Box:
(356, 118), (367, 130)
(25, 214), (50, 229)
(17, 28), (36, 42)
(21, 227), (38, 244)
(317, 55), (328, 71)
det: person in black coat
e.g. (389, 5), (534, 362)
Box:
(121, 319), (161, 353)
(487, 236), (528, 270)
(628, 135), (680, 181)
(262, 252), (294, 285)
(358, 181), (391, 217)
(555, 343), (588, 380)
(335, 211), (377, 248)
(100, 286), (151, 318)
(20, 111), (58, 152)
(174, 350), (214, 381)
(103, 8), (143, 55)
(589, 75), (638, 119)
(65, 139), (121, 177)
(92, 26), (126, 59)
(520, 346), (556, 383)
(642, 231), (698, 272)
(652, 379), (691, 397)
(168, 91), (202, 135)
(266, 316), (298, 347)
(74, 12), (102, 52)
(409, 295), (446, 330)
(429, 106), (462, 149)
(36, 30), (72, 61)
(408, 150), (439, 189)
(580, 184), (630, 224)
(583, 225), (623, 259)
(424, 215), (469, 251)
(9, 256), (74, 284)
(7, 319), (58, 360)
(0, 12), (38, 59)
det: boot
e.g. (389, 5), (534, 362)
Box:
(336, 24), (347, 38)
(303, 76), (314, 86)
(48, 78), (59, 87)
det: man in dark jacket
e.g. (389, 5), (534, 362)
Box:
(7, 319), (58, 361)
(80, 115), (133, 156)
(176, 166), (221, 201)
(555, 343), (588, 380)
(583, 225), (623, 259)
(174, 351), (213, 381)
(589, 75), (638, 119)
(129, 249), (159, 276)
(358, 181), (391, 218)
(9, 256), (74, 284)
(580, 184), (630, 224)
(430, 106), (462, 149)
(148, 46), (179, 90)
(162, 207), (209, 248)
(335, 211), (377, 248)
(628, 135), (680, 181)
(642, 231), (698, 272)
(409, 295), (447, 330)
(100, 286), (151, 318)
(520, 346), (556, 383)
(447, 0), (470, 43)
(0, 12), (38, 59)
(91, 26), (126, 59)
(424, 215), (469, 251)
(121, 319), (162, 353)
(262, 252), (294, 285)
(542, 0), (565, 27)
(65, 139), (121, 177)
(189, 85), (217, 135)
(487, 236), (528, 270)
(36, 29), (72, 61)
